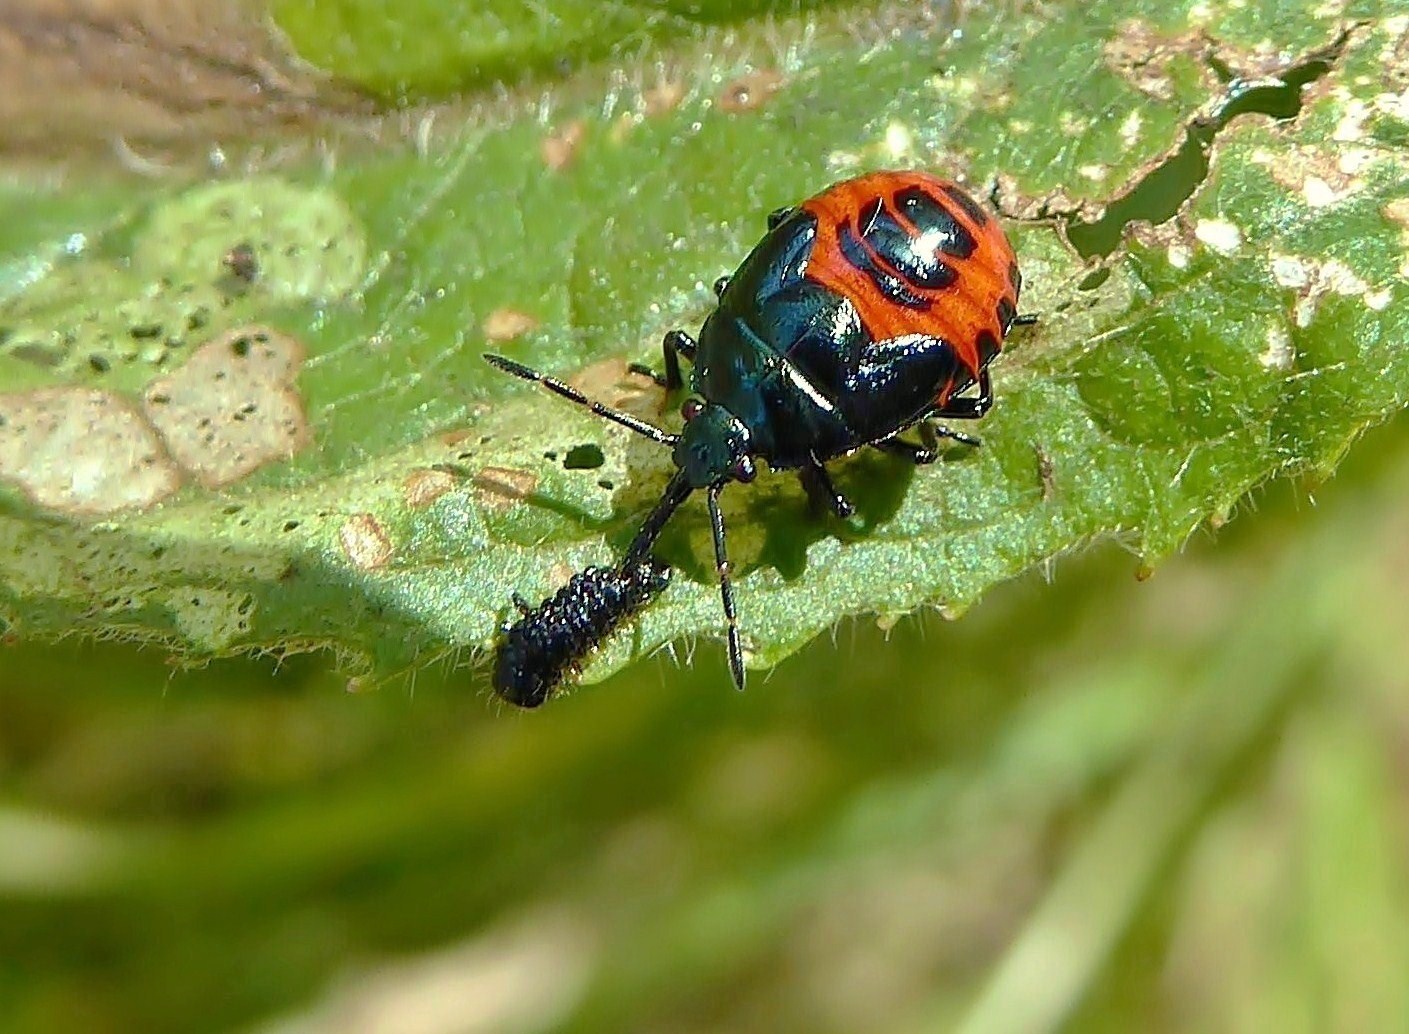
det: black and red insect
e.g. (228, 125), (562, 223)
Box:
(488, 170), (1031, 705)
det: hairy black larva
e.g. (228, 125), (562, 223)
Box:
(493, 556), (672, 708)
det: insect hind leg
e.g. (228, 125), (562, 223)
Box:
(799, 458), (856, 518)
(875, 420), (980, 465)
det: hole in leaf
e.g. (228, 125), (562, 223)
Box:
(1077, 267), (1110, 291)
(1066, 31), (1346, 258)
(563, 444), (605, 470)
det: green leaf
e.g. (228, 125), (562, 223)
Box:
(269, 0), (858, 101)
(2, 2), (1406, 689)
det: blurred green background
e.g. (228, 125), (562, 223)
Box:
(6, 415), (1409, 1034)
(4, 1), (1409, 1032)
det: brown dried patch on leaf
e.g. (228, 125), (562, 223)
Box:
(717, 69), (784, 113)
(483, 308), (541, 343)
(1267, 251), (1393, 327)
(992, 173), (1105, 222)
(613, 77), (689, 141)
(1250, 141), (1377, 209)
(567, 358), (660, 418)
(1383, 198), (1409, 279)
(1382, 15), (1409, 85)
(473, 466), (537, 511)
(642, 79), (686, 117)
(142, 325), (310, 488)
(1103, 13), (1332, 105)
(439, 428), (475, 448)
(339, 513), (393, 571)
(0, 387), (181, 514)
(1125, 219), (1185, 249)
(541, 120), (586, 171)
(1126, 218), (1197, 269)
(402, 467), (456, 509)
(1103, 21), (1215, 102)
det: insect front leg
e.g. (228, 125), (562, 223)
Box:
(707, 484), (746, 691)
(628, 329), (698, 393)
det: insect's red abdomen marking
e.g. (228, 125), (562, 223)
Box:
(800, 171), (1020, 398)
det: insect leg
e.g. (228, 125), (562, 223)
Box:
(707, 484), (746, 690)
(798, 458), (856, 518)
(874, 435), (935, 465)
(628, 329), (697, 393)
(930, 368), (994, 420)
(874, 417), (981, 465)
(662, 330), (697, 393)
(484, 354), (678, 445)
(625, 362), (667, 387)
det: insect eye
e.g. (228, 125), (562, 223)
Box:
(681, 399), (705, 422)
(732, 456), (757, 483)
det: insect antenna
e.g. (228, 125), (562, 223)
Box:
(484, 354), (679, 445)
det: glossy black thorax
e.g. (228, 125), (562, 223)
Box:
(692, 210), (969, 469)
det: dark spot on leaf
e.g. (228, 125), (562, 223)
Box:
(222, 242), (259, 283)
(10, 343), (63, 367)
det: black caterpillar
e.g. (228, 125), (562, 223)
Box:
(493, 556), (672, 708)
